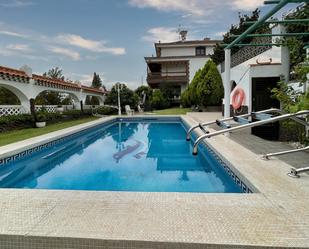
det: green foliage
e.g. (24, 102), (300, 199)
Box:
(211, 9), (268, 65)
(35, 91), (62, 105)
(0, 87), (20, 105)
(271, 78), (309, 144)
(181, 60), (223, 107)
(61, 96), (73, 105)
(150, 89), (168, 110)
(96, 106), (118, 115)
(135, 85), (153, 101)
(63, 109), (85, 118)
(0, 114), (34, 132)
(35, 112), (47, 122)
(283, 4), (309, 71)
(43, 67), (65, 80)
(105, 83), (138, 110)
(91, 72), (103, 89)
(196, 61), (224, 106)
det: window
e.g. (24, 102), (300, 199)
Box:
(196, 46), (206, 56)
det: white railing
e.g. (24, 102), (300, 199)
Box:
(0, 105), (26, 117)
(0, 104), (106, 117)
(35, 105), (58, 113)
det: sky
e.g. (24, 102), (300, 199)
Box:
(0, 0), (299, 89)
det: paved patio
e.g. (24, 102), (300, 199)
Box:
(187, 112), (309, 169)
(0, 114), (308, 248)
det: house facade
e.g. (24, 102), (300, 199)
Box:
(145, 35), (221, 99)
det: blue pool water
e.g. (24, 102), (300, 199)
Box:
(0, 120), (242, 193)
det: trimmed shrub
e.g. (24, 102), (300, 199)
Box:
(96, 106), (118, 115)
(0, 114), (34, 132)
(196, 60), (224, 107)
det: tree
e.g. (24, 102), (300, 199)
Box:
(35, 91), (62, 105)
(0, 87), (20, 105)
(91, 72), (103, 89)
(211, 9), (268, 65)
(196, 60), (224, 107)
(135, 85), (153, 102)
(151, 89), (168, 110)
(43, 67), (65, 80)
(181, 60), (223, 107)
(105, 83), (138, 110)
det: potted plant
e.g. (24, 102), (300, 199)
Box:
(35, 112), (46, 128)
(57, 105), (64, 114)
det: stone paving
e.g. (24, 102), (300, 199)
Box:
(0, 114), (308, 249)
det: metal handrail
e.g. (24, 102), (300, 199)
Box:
(192, 110), (309, 155)
(186, 108), (278, 141)
(186, 108), (309, 141)
(288, 166), (309, 178)
(262, 146), (309, 160)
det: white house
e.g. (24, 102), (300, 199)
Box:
(220, 24), (292, 140)
(145, 31), (221, 99)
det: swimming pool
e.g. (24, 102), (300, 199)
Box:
(0, 118), (250, 193)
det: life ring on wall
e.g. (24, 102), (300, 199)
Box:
(232, 88), (245, 110)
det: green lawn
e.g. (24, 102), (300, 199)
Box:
(153, 107), (191, 115)
(0, 116), (98, 147)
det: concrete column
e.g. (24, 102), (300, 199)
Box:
(224, 49), (231, 118)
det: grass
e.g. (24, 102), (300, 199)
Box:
(0, 116), (99, 147)
(152, 107), (191, 115)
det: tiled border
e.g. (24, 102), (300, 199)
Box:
(0, 116), (254, 193)
(181, 116), (255, 193)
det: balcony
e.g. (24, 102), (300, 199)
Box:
(147, 71), (188, 86)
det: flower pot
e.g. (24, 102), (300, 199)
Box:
(36, 121), (46, 128)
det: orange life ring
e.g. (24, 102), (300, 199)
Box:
(232, 88), (245, 110)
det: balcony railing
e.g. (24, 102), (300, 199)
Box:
(147, 71), (188, 84)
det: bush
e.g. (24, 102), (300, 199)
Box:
(181, 60), (223, 108)
(35, 112), (47, 122)
(0, 114), (34, 132)
(151, 89), (168, 110)
(96, 106), (118, 115)
(63, 110), (85, 118)
(196, 60), (224, 107)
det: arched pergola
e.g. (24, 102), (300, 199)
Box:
(0, 65), (107, 114)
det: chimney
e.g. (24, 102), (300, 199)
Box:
(179, 30), (188, 41)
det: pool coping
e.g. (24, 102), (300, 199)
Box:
(0, 115), (308, 248)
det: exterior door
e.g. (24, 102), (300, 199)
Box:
(251, 77), (280, 140)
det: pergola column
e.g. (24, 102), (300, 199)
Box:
(224, 49), (231, 118)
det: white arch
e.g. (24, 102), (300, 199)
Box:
(34, 89), (80, 104)
(0, 83), (31, 112)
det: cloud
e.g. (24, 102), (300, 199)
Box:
(48, 46), (81, 61)
(0, 0), (33, 7)
(142, 27), (180, 43)
(0, 30), (27, 38)
(56, 33), (126, 55)
(230, 0), (264, 10)
(129, 0), (205, 16)
(130, 0), (266, 17)
(6, 43), (32, 52)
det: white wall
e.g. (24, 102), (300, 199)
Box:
(221, 46), (289, 112)
(161, 46), (215, 57)
(161, 47), (195, 57)
(189, 57), (211, 82)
